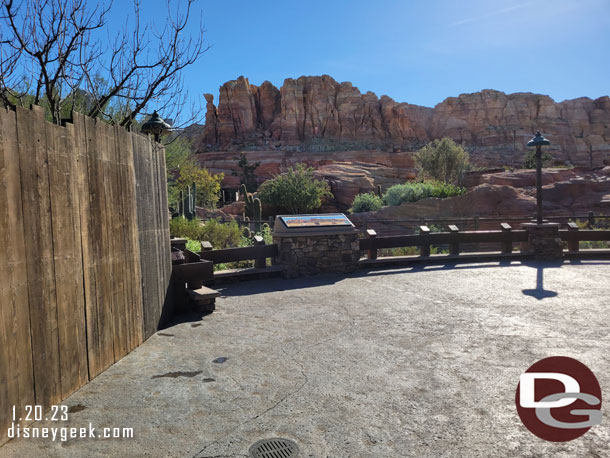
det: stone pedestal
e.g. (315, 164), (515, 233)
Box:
(521, 222), (564, 260)
(273, 232), (360, 278)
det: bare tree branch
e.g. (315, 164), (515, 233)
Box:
(0, 0), (207, 126)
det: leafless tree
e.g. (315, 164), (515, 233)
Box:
(0, 0), (208, 128)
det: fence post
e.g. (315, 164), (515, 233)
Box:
(501, 223), (512, 254)
(588, 211), (595, 228)
(419, 225), (431, 257)
(253, 235), (266, 269)
(201, 241), (213, 252)
(448, 225), (460, 255)
(366, 229), (377, 260)
(567, 222), (579, 252)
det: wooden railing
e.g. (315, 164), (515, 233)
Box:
(561, 223), (610, 252)
(198, 236), (279, 269)
(355, 212), (610, 235)
(360, 224), (528, 259)
(360, 223), (610, 260)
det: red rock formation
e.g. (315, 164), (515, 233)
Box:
(199, 75), (609, 167)
(195, 149), (417, 191)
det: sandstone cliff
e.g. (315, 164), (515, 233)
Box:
(197, 75), (610, 168)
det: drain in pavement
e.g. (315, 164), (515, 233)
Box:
(248, 438), (299, 458)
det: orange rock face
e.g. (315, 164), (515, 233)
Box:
(199, 76), (609, 168)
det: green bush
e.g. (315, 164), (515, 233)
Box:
(350, 192), (383, 213)
(258, 163), (333, 214)
(415, 137), (470, 184)
(382, 181), (465, 206)
(169, 218), (242, 249)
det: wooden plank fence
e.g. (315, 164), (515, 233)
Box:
(0, 106), (171, 446)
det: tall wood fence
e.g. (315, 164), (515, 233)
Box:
(0, 106), (171, 445)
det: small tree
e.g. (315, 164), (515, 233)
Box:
(166, 137), (223, 209)
(523, 149), (552, 169)
(415, 137), (469, 184)
(258, 163), (332, 214)
(233, 153), (260, 192)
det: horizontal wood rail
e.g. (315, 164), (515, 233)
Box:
(360, 224), (528, 259)
(560, 226), (610, 252)
(198, 242), (278, 267)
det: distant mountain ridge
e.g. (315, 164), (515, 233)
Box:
(196, 75), (610, 167)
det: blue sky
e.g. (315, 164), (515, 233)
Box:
(127, 0), (610, 110)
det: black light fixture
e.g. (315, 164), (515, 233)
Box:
(526, 131), (551, 225)
(140, 111), (171, 142)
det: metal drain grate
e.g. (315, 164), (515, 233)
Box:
(249, 438), (299, 458)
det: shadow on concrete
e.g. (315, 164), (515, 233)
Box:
(356, 259), (522, 277)
(358, 258), (610, 279)
(159, 307), (213, 329)
(215, 272), (344, 297)
(521, 260), (563, 300)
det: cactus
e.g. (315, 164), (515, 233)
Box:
(240, 183), (262, 232)
(252, 198), (262, 233)
(182, 184), (196, 220)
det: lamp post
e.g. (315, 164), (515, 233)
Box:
(526, 131), (550, 225)
(140, 110), (171, 142)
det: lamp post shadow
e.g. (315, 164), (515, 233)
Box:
(522, 264), (558, 300)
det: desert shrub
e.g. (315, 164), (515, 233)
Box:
(415, 137), (470, 184)
(382, 181), (465, 206)
(258, 163), (333, 214)
(523, 149), (553, 169)
(169, 218), (241, 248)
(350, 192), (383, 213)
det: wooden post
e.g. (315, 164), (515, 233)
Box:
(201, 241), (213, 252)
(448, 225), (460, 255)
(588, 211), (595, 228)
(419, 225), (431, 257)
(501, 223), (512, 254)
(366, 229), (377, 260)
(474, 215), (480, 251)
(567, 221), (579, 252)
(253, 235), (266, 269)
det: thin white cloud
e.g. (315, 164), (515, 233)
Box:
(449, 1), (538, 27)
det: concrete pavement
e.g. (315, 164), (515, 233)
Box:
(1, 260), (609, 457)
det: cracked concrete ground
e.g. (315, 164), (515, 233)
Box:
(1, 260), (609, 457)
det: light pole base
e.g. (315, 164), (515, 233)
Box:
(520, 222), (563, 259)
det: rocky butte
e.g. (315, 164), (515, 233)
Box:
(196, 75), (610, 168)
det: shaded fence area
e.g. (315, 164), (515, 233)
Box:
(0, 106), (170, 445)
